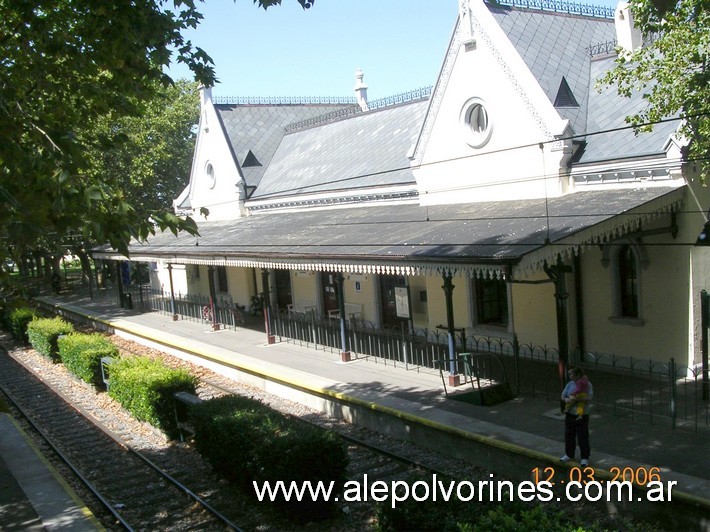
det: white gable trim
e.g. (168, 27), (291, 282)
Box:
(412, 0), (568, 166)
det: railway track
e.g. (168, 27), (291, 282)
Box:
(0, 348), (241, 531)
(1, 334), (481, 530)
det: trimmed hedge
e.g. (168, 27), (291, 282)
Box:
(27, 317), (74, 359)
(6, 306), (37, 342)
(373, 487), (650, 531)
(192, 395), (348, 521)
(58, 333), (119, 386)
(107, 356), (197, 438)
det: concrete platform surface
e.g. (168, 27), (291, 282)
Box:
(0, 413), (100, 531)
(32, 293), (710, 518)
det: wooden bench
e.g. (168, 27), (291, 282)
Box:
(287, 300), (316, 314)
(327, 303), (362, 319)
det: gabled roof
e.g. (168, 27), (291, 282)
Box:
(488, 0), (678, 164)
(250, 99), (428, 202)
(488, 2), (615, 135)
(214, 101), (358, 189)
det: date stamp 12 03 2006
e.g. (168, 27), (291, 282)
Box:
(531, 465), (678, 502)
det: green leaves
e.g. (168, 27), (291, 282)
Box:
(601, 0), (710, 182)
(253, 0), (315, 10)
(0, 1), (211, 262)
(0, 0), (311, 264)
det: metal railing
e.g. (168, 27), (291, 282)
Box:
(71, 285), (710, 432)
(121, 286), (248, 331)
(582, 352), (709, 432)
(272, 312), (709, 431)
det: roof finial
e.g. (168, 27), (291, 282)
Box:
(354, 68), (369, 112)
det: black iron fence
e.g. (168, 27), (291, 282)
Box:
(581, 352), (709, 432)
(118, 286), (249, 331)
(273, 312), (709, 431)
(81, 286), (710, 431)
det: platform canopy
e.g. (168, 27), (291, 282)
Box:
(93, 185), (685, 280)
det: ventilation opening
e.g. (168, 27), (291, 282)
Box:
(554, 77), (579, 108)
(242, 150), (261, 167)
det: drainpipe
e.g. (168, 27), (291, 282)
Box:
(261, 269), (275, 344)
(442, 273), (460, 386)
(336, 273), (350, 362)
(544, 257), (572, 387)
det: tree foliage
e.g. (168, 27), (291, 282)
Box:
(0, 0), (312, 262)
(601, 0), (710, 182)
(254, 0), (314, 9)
(0, 0), (216, 259)
(86, 79), (200, 232)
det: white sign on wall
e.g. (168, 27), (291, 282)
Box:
(394, 286), (411, 319)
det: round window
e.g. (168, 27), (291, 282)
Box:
(205, 162), (216, 189)
(460, 98), (493, 148)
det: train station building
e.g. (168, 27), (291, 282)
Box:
(94, 0), (710, 383)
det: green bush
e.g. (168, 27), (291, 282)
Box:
(192, 395), (268, 485)
(374, 494), (644, 532)
(193, 395), (348, 521)
(107, 355), (197, 438)
(58, 333), (119, 386)
(373, 473), (478, 532)
(26, 317), (74, 360)
(6, 306), (37, 342)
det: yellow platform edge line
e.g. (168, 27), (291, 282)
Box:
(47, 302), (710, 512)
(4, 415), (105, 530)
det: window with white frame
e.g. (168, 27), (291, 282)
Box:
(460, 97), (493, 148)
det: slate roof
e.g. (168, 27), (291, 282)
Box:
(116, 186), (683, 273)
(488, 2), (677, 164)
(250, 99), (428, 200)
(580, 55), (678, 162)
(214, 102), (358, 190)
(489, 3), (615, 135)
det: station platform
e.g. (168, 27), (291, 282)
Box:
(10, 291), (710, 527)
(0, 413), (101, 531)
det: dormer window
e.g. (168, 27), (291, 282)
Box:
(461, 97), (492, 148)
(554, 77), (579, 108)
(205, 162), (216, 189)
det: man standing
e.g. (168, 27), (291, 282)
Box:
(560, 367), (592, 466)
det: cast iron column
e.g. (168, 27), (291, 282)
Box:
(335, 273), (350, 361)
(115, 261), (124, 308)
(167, 264), (178, 321)
(442, 273), (459, 386)
(207, 266), (219, 330)
(544, 257), (572, 387)
(702, 290), (709, 400)
(261, 269), (275, 344)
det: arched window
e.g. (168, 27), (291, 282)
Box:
(618, 245), (638, 318)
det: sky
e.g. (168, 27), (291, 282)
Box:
(167, 0), (620, 101)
